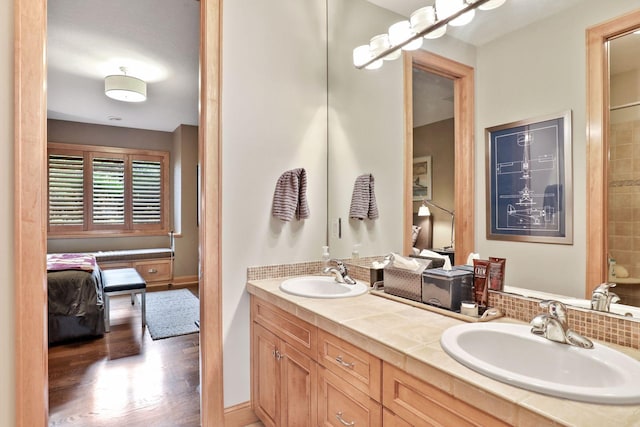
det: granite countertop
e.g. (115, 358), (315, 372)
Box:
(247, 277), (640, 427)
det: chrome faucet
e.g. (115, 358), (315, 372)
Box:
(591, 283), (621, 312)
(530, 300), (594, 349)
(322, 259), (357, 285)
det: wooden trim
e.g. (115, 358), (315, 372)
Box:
(14, 1), (224, 426)
(171, 275), (200, 288)
(586, 9), (640, 298)
(402, 52), (414, 256)
(14, 0), (49, 425)
(404, 50), (475, 265)
(199, 0), (225, 425)
(224, 401), (259, 427)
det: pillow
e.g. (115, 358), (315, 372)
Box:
(411, 225), (421, 246)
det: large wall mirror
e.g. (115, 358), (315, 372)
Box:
(329, 0), (640, 320)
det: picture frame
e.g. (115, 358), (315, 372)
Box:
(413, 155), (432, 201)
(485, 111), (573, 244)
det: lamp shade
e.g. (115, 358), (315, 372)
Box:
(410, 6), (447, 40)
(418, 205), (431, 216)
(435, 0), (475, 27)
(105, 74), (147, 102)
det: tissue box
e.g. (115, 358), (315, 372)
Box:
(384, 259), (433, 302)
(422, 268), (473, 311)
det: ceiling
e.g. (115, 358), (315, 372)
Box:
(47, 0), (638, 132)
(47, 0), (200, 132)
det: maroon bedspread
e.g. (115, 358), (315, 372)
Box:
(47, 253), (97, 272)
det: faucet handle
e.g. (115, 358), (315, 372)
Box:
(539, 300), (568, 327)
(594, 282), (616, 293)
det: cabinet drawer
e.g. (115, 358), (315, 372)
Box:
(318, 367), (381, 427)
(318, 329), (381, 401)
(252, 297), (317, 358)
(382, 363), (510, 427)
(135, 259), (172, 283)
(99, 261), (133, 270)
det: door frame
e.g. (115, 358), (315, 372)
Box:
(403, 50), (475, 264)
(13, 0), (224, 425)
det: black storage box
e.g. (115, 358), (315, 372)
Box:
(422, 268), (473, 311)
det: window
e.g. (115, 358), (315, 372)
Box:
(48, 143), (169, 237)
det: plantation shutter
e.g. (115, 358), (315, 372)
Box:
(132, 159), (163, 224)
(92, 157), (125, 224)
(48, 153), (84, 226)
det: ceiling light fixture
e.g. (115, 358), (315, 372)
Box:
(104, 66), (147, 102)
(354, 0), (505, 70)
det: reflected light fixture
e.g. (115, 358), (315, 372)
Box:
(418, 205), (431, 216)
(104, 66), (147, 102)
(354, 0), (506, 70)
(420, 200), (455, 250)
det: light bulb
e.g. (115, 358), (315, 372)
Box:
(352, 45), (383, 70)
(435, 0), (475, 27)
(388, 21), (423, 51)
(410, 6), (447, 39)
(370, 34), (401, 61)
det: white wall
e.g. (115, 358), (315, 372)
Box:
(475, 0), (639, 297)
(0, 0), (14, 425)
(222, 0), (327, 406)
(327, 0), (405, 259)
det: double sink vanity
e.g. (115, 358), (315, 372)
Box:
(247, 261), (640, 427)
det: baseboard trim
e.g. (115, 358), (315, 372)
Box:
(171, 275), (199, 288)
(224, 401), (259, 426)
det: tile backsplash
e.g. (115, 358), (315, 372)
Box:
(248, 260), (640, 350)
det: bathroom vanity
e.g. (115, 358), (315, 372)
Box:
(247, 277), (640, 426)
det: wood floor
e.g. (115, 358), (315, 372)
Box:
(48, 287), (200, 427)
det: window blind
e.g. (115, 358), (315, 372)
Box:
(92, 157), (125, 224)
(48, 154), (84, 225)
(132, 159), (162, 224)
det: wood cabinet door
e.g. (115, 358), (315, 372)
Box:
(318, 367), (381, 427)
(280, 342), (317, 427)
(382, 408), (414, 427)
(252, 323), (280, 427)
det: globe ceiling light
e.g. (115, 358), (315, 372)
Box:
(353, 45), (383, 70)
(410, 6), (447, 40)
(435, 0), (475, 27)
(388, 20), (423, 51)
(104, 67), (147, 102)
(370, 34), (402, 61)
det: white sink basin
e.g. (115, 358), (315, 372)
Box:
(441, 322), (640, 404)
(279, 276), (369, 299)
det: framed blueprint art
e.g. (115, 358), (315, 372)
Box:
(485, 111), (573, 244)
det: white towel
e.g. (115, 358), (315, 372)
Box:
(349, 174), (379, 220)
(272, 168), (310, 221)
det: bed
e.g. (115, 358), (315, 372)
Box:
(47, 253), (105, 345)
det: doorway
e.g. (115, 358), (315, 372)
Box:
(13, 1), (223, 426)
(402, 50), (475, 264)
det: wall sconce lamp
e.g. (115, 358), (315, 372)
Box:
(354, 0), (506, 70)
(419, 200), (455, 250)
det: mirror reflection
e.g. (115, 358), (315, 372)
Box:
(607, 29), (640, 308)
(329, 0), (640, 318)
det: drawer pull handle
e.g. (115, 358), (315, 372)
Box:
(336, 412), (355, 426)
(148, 268), (158, 274)
(335, 355), (354, 369)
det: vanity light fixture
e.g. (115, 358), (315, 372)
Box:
(104, 66), (147, 102)
(354, 0), (505, 70)
(420, 200), (455, 250)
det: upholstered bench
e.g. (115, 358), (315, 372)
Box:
(102, 268), (146, 332)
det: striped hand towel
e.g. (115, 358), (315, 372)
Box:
(349, 173), (379, 220)
(272, 168), (310, 221)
